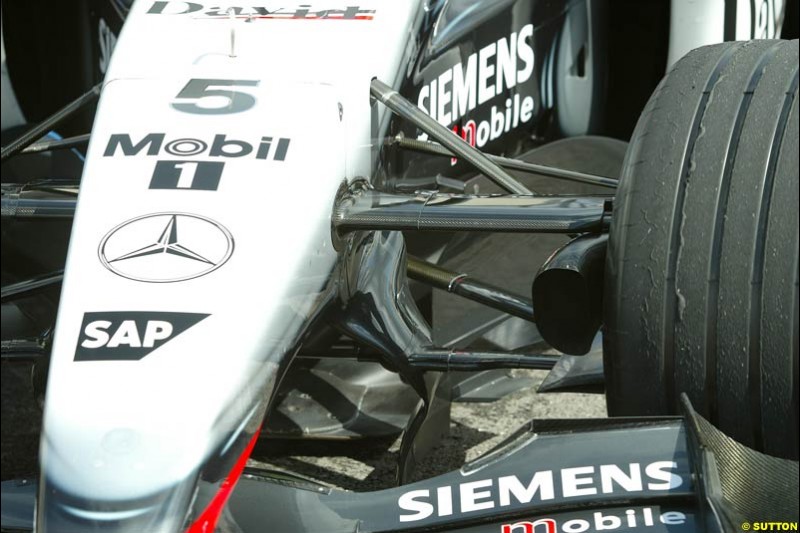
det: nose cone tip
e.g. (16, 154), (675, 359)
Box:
(38, 472), (197, 533)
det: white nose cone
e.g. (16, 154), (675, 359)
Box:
(41, 77), (345, 506)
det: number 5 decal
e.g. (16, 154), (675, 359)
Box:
(172, 79), (259, 115)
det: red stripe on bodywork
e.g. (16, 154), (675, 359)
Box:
(185, 428), (261, 533)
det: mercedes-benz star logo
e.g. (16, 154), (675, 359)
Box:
(99, 213), (234, 283)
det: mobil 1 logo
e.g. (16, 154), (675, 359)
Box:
(150, 161), (224, 190)
(75, 311), (209, 361)
(103, 132), (291, 191)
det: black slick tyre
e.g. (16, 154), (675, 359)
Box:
(604, 39), (799, 459)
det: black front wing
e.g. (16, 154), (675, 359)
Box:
(2, 398), (797, 532)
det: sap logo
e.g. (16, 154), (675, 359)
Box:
(398, 461), (684, 522)
(103, 133), (290, 161)
(74, 312), (209, 361)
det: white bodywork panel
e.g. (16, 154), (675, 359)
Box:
(42, 0), (424, 508)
